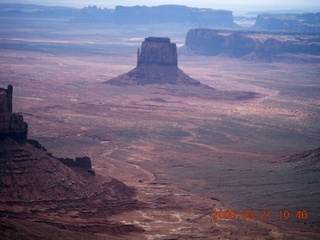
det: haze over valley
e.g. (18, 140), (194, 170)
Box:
(0, 2), (319, 239)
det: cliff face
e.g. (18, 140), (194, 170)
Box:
(185, 29), (259, 57)
(0, 86), (142, 236)
(191, 9), (235, 28)
(252, 13), (320, 33)
(138, 37), (177, 67)
(0, 3), (79, 18)
(114, 5), (236, 27)
(185, 29), (320, 61)
(106, 37), (201, 86)
(114, 5), (190, 24)
(0, 138), (91, 201)
(0, 85), (28, 141)
(0, 137), (141, 237)
(72, 5), (113, 23)
(73, 4), (237, 28)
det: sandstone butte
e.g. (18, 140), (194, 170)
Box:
(105, 37), (205, 86)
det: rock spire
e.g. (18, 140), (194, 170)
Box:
(0, 85), (28, 141)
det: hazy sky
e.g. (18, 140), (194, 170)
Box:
(2, 0), (320, 11)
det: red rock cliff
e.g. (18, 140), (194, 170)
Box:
(0, 85), (28, 141)
(138, 37), (177, 67)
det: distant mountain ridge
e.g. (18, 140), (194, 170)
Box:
(0, 3), (80, 18)
(73, 4), (238, 28)
(0, 3), (237, 28)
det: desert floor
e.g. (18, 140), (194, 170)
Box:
(0, 17), (319, 239)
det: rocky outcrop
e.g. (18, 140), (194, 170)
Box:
(191, 8), (236, 28)
(252, 13), (320, 33)
(114, 5), (236, 27)
(185, 29), (320, 62)
(58, 156), (95, 175)
(0, 85), (28, 142)
(73, 4), (237, 28)
(0, 3), (79, 18)
(114, 5), (191, 25)
(0, 138), (92, 201)
(72, 5), (113, 23)
(0, 137), (141, 235)
(0, 85), (142, 237)
(106, 37), (202, 86)
(75, 156), (92, 169)
(0, 136), (134, 202)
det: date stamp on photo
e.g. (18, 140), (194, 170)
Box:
(212, 209), (308, 220)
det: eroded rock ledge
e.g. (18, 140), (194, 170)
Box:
(185, 29), (320, 62)
(0, 86), (143, 237)
(252, 13), (320, 33)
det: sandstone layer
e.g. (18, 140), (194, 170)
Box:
(106, 37), (202, 86)
(0, 3), (79, 18)
(0, 85), (28, 142)
(0, 139), (141, 238)
(74, 4), (237, 28)
(0, 87), (142, 238)
(114, 5), (236, 28)
(185, 29), (320, 62)
(252, 13), (320, 33)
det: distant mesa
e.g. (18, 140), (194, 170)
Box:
(105, 37), (204, 86)
(0, 3), (80, 18)
(72, 5), (113, 23)
(73, 4), (237, 28)
(252, 13), (320, 33)
(113, 5), (237, 28)
(185, 29), (320, 62)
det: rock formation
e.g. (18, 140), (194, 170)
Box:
(72, 5), (113, 23)
(191, 8), (236, 28)
(0, 3), (80, 18)
(113, 5), (237, 28)
(137, 37), (177, 67)
(0, 85), (97, 175)
(185, 29), (320, 62)
(0, 87), (142, 237)
(58, 156), (95, 175)
(0, 137), (141, 237)
(0, 85), (28, 142)
(0, 84), (132, 198)
(252, 13), (320, 33)
(106, 37), (202, 86)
